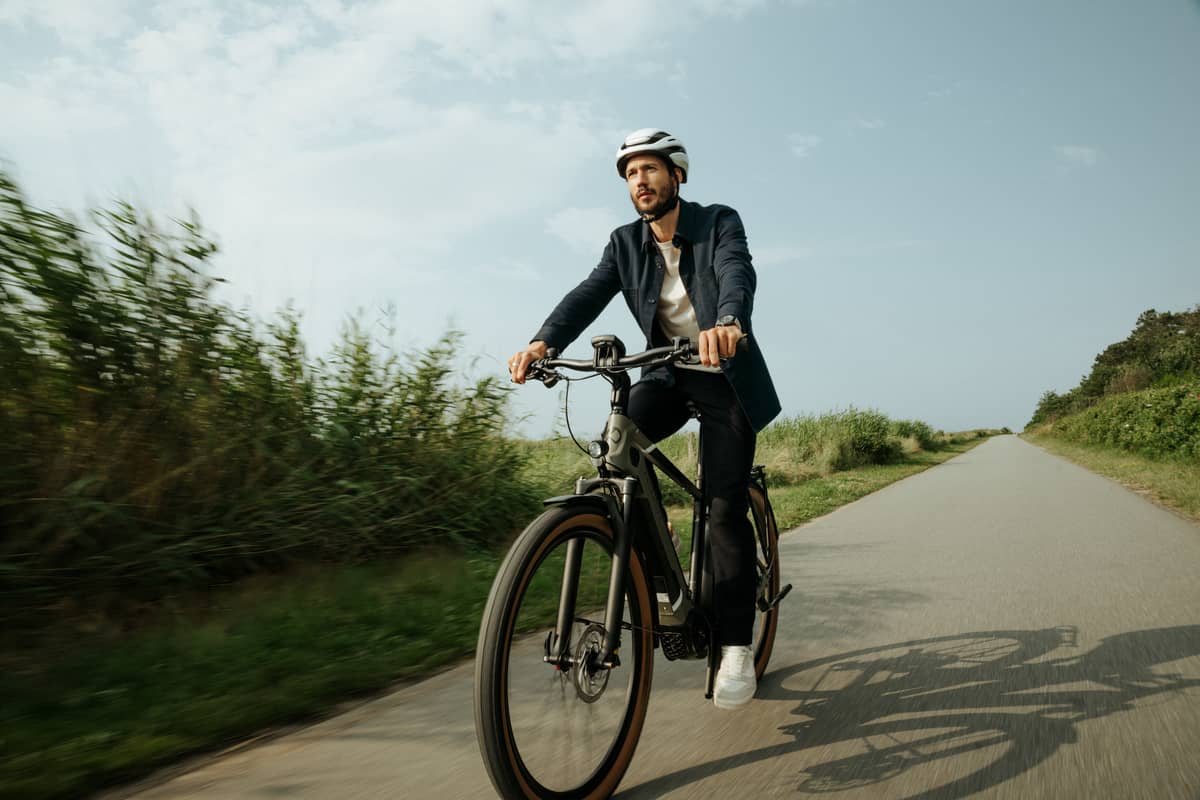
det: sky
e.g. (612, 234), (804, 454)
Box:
(2, 0), (1199, 437)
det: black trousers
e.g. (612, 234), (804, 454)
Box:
(628, 368), (757, 646)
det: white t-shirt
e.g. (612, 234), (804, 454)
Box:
(654, 240), (721, 373)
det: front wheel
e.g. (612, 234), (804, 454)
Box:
(749, 483), (782, 679)
(474, 506), (655, 799)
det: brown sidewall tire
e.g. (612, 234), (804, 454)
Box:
(749, 485), (781, 680)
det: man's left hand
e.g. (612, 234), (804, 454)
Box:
(697, 324), (745, 367)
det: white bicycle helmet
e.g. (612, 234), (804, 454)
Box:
(616, 128), (689, 183)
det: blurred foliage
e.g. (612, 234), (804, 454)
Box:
(1028, 307), (1200, 427)
(0, 169), (537, 617)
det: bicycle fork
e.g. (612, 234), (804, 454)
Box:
(544, 478), (639, 672)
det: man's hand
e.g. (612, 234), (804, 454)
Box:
(508, 341), (548, 384)
(697, 325), (745, 367)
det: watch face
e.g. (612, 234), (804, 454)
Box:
(717, 315), (737, 327)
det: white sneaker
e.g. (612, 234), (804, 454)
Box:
(713, 645), (756, 710)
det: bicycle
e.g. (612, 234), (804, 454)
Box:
(474, 334), (792, 799)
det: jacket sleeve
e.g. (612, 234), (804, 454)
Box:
(712, 208), (756, 329)
(531, 235), (622, 350)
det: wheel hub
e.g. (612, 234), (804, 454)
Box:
(572, 623), (612, 703)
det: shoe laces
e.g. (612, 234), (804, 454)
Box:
(720, 645), (753, 673)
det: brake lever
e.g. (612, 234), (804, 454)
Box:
(526, 362), (561, 388)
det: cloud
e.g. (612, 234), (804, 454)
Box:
(1, 0), (792, 350)
(788, 133), (822, 158)
(924, 80), (969, 101)
(545, 207), (626, 254)
(1056, 145), (1100, 167)
(851, 117), (885, 130)
(0, 59), (134, 139)
(0, 0), (135, 47)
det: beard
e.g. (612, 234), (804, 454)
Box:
(630, 178), (679, 221)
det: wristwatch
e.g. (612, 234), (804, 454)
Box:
(716, 314), (740, 328)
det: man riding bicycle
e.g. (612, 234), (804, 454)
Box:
(508, 128), (781, 709)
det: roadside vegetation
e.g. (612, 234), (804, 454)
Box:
(0, 169), (1001, 799)
(1023, 305), (1200, 518)
(1027, 306), (1199, 429)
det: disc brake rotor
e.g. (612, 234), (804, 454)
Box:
(572, 623), (612, 703)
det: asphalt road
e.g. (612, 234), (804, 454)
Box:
(123, 435), (1200, 799)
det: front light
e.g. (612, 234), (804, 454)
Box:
(588, 440), (608, 459)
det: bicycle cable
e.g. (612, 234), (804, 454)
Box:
(560, 372), (604, 458)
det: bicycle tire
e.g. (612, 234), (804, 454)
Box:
(474, 506), (655, 799)
(748, 483), (781, 679)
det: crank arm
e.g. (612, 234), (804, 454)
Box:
(757, 583), (793, 612)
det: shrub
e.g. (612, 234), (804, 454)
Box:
(1050, 384), (1200, 461)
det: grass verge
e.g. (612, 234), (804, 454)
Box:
(0, 555), (500, 800)
(1023, 432), (1200, 521)
(2, 438), (990, 800)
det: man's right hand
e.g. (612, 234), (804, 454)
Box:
(508, 341), (548, 384)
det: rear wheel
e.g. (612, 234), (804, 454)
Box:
(474, 506), (655, 799)
(748, 483), (781, 679)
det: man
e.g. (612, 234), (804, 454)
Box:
(508, 128), (781, 709)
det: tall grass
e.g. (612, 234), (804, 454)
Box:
(0, 170), (536, 618)
(759, 409), (901, 478)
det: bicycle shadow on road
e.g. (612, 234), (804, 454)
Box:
(620, 624), (1200, 798)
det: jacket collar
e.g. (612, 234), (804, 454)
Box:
(639, 197), (698, 251)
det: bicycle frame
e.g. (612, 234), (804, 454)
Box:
(542, 352), (713, 675)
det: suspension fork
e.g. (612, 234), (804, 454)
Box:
(545, 478), (638, 671)
(548, 536), (585, 665)
(598, 477), (639, 668)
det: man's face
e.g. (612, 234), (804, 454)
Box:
(624, 153), (680, 218)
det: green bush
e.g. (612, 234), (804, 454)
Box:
(1050, 384), (1200, 461)
(0, 170), (537, 616)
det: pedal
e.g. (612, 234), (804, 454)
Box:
(660, 632), (688, 661)
(757, 583), (792, 612)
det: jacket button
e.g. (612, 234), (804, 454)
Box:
(647, 298), (656, 304)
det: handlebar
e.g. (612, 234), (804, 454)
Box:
(526, 335), (747, 388)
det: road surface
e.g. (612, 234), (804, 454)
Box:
(121, 436), (1200, 799)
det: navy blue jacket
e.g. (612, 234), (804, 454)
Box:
(533, 198), (781, 432)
